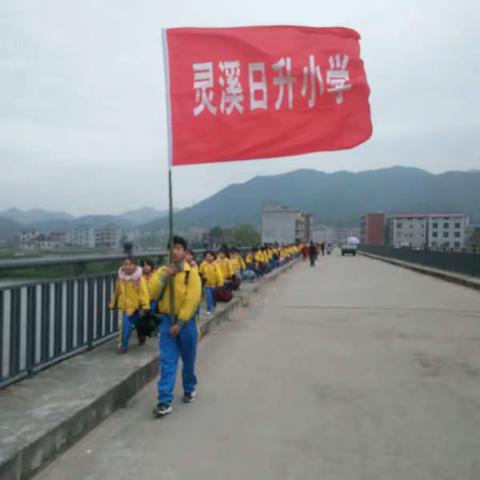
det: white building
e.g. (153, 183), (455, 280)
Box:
(331, 227), (361, 243)
(95, 225), (121, 249)
(428, 213), (469, 249)
(186, 225), (209, 243)
(36, 235), (55, 250)
(19, 230), (40, 250)
(390, 212), (469, 249)
(261, 202), (311, 244)
(71, 225), (96, 248)
(311, 224), (335, 243)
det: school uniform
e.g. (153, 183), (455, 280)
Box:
(199, 260), (224, 313)
(218, 257), (234, 284)
(109, 267), (150, 351)
(148, 262), (202, 405)
(143, 271), (158, 313)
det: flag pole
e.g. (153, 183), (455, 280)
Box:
(162, 28), (176, 324)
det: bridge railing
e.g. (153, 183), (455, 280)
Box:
(0, 248), (250, 389)
(358, 245), (480, 278)
(0, 273), (121, 389)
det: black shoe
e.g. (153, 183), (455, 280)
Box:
(153, 403), (172, 417)
(183, 391), (197, 403)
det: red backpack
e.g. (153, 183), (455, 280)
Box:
(215, 287), (233, 302)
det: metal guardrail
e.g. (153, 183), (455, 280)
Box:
(0, 272), (120, 389)
(0, 250), (170, 271)
(0, 247), (252, 389)
(359, 245), (480, 278)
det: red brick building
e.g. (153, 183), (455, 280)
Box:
(360, 213), (385, 245)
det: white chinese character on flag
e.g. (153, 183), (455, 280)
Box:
(301, 54), (324, 108)
(272, 57), (296, 110)
(193, 62), (217, 116)
(219, 60), (244, 114)
(248, 62), (268, 111)
(326, 54), (352, 104)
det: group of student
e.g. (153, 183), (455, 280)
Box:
(109, 236), (301, 417)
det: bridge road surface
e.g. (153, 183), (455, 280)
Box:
(34, 251), (480, 480)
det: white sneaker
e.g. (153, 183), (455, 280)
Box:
(206, 311), (212, 316)
(183, 391), (197, 403)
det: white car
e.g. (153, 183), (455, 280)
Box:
(341, 236), (359, 256)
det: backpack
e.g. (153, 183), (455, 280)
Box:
(215, 287), (233, 303)
(229, 276), (241, 291)
(136, 312), (158, 337)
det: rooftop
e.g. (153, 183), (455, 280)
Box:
(392, 212), (465, 218)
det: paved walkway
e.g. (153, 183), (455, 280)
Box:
(34, 251), (480, 480)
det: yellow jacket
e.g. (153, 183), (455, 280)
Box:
(199, 260), (224, 288)
(231, 254), (246, 272)
(142, 272), (157, 291)
(148, 262), (202, 323)
(218, 257), (234, 280)
(109, 276), (150, 316)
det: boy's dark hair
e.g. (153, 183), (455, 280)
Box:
(186, 248), (194, 255)
(218, 243), (229, 257)
(124, 256), (136, 264)
(205, 250), (216, 258)
(168, 235), (188, 250)
(141, 258), (154, 269)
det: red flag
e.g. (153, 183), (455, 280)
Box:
(165, 26), (372, 166)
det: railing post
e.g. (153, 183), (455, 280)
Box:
(77, 279), (85, 346)
(96, 277), (104, 339)
(87, 278), (94, 349)
(0, 291), (3, 383)
(40, 284), (50, 363)
(66, 280), (74, 352)
(53, 282), (63, 357)
(26, 286), (36, 377)
(9, 288), (21, 379)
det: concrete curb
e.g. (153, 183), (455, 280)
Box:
(0, 258), (300, 480)
(359, 251), (480, 292)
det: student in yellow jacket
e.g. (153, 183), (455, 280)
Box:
(217, 248), (234, 283)
(230, 248), (246, 274)
(185, 249), (199, 272)
(109, 257), (150, 353)
(199, 251), (224, 316)
(148, 236), (202, 417)
(141, 259), (158, 312)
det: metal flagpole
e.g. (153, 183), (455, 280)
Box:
(162, 28), (176, 325)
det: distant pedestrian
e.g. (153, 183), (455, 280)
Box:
(109, 257), (150, 353)
(185, 249), (199, 272)
(301, 243), (309, 261)
(308, 241), (317, 267)
(141, 259), (157, 314)
(321, 242), (326, 256)
(199, 251), (223, 316)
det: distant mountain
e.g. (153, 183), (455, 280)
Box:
(29, 215), (133, 234)
(117, 207), (168, 226)
(143, 166), (480, 229)
(0, 217), (23, 241)
(0, 207), (171, 239)
(0, 208), (73, 225)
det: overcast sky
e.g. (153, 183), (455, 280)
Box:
(1, 0), (479, 215)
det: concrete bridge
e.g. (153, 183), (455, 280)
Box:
(1, 251), (480, 480)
